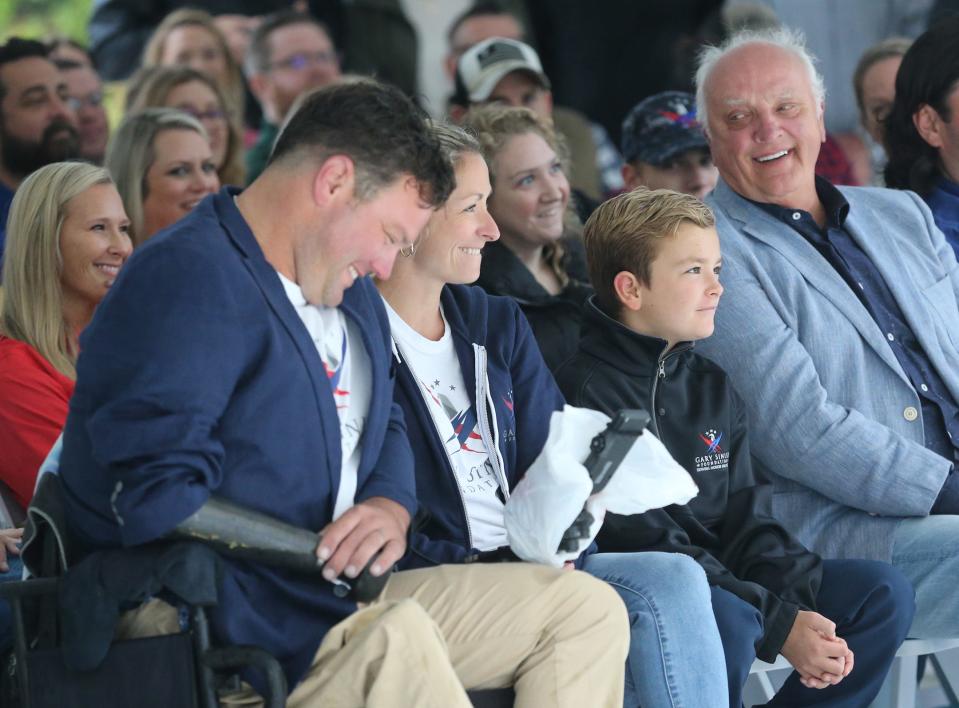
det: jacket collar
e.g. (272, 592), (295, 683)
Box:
(579, 296), (691, 377)
(211, 188), (393, 489)
(711, 178), (908, 380)
(477, 241), (551, 304)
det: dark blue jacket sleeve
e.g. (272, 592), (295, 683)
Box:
(81, 244), (248, 546)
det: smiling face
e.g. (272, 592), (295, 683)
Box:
(59, 182), (133, 311)
(488, 131), (569, 251)
(704, 42), (825, 212)
(626, 221), (723, 347)
(164, 79), (229, 169)
(141, 128), (219, 239)
(295, 173), (435, 307)
(406, 152), (499, 286)
(160, 24), (229, 85)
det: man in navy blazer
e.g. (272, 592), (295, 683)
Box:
(694, 27), (959, 639)
(58, 81), (630, 706)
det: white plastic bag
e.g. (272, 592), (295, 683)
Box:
(504, 405), (698, 566)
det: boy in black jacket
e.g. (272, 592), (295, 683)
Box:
(556, 187), (915, 708)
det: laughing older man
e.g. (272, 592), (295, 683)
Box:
(695, 27), (959, 637)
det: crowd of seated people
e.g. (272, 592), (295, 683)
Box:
(1, 2), (959, 705)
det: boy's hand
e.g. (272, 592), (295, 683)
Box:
(316, 497), (410, 580)
(781, 611), (852, 688)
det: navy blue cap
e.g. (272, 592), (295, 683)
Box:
(621, 91), (708, 166)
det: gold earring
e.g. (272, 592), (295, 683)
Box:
(400, 242), (416, 257)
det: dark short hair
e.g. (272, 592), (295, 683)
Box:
(884, 16), (959, 195)
(270, 80), (454, 207)
(246, 11), (334, 75)
(0, 38), (50, 105)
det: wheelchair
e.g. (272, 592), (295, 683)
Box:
(0, 475), (513, 707)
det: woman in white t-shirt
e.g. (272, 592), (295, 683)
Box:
(376, 122), (728, 708)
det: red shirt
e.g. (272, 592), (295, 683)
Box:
(0, 335), (74, 510)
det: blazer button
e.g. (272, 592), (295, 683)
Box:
(903, 406), (919, 422)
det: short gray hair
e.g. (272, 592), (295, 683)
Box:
(695, 27), (825, 130)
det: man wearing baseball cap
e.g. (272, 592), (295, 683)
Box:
(620, 91), (718, 200)
(452, 36), (623, 206)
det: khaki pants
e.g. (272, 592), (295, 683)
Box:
(118, 563), (629, 707)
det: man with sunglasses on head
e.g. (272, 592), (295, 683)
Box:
(244, 10), (341, 183)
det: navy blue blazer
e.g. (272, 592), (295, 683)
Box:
(60, 188), (417, 694)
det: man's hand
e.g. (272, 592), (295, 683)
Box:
(0, 528), (23, 573)
(316, 498), (410, 581)
(781, 610), (853, 688)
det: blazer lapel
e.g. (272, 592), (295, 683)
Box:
(843, 193), (959, 395)
(215, 191), (341, 485)
(714, 181), (908, 380)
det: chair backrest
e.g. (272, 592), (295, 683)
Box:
(21, 474), (71, 578)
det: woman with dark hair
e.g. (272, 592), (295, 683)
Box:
(884, 16), (959, 254)
(463, 104), (592, 372)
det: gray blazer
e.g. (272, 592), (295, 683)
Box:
(698, 179), (959, 561)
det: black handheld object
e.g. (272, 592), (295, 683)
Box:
(557, 409), (651, 553)
(172, 497), (390, 603)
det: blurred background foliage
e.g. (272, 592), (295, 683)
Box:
(2, 0), (94, 44)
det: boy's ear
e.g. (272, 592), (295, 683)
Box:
(613, 270), (643, 311)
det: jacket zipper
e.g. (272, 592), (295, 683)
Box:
(649, 344), (691, 437)
(392, 341), (475, 550)
(473, 344), (510, 500)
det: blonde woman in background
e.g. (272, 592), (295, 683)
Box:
(127, 65), (245, 186)
(142, 9), (245, 131)
(107, 108), (220, 245)
(0, 162), (132, 514)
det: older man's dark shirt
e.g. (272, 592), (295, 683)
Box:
(752, 177), (959, 464)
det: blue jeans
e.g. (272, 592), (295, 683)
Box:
(583, 552), (727, 708)
(0, 555), (23, 651)
(891, 515), (959, 637)
(712, 559), (914, 708)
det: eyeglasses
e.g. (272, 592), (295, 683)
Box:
(179, 107), (228, 122)
(268, 51), (336, 72)
(65, 92), (103, 111)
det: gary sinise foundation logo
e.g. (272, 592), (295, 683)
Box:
(695, 429), (729, 474)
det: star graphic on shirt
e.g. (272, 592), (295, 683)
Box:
(433, 379), (440, 387)
(449, 385), (456, 391)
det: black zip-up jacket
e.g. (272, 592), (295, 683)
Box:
(555, 298), (823, 661)
(475, 239), (593, 373)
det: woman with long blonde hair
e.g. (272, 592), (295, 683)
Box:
(142, 8), (246, 131)
(127, 65), (245, 186)
(0, 162), (132, 512)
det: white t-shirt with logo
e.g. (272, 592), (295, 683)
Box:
(278, 272), (370, 520)
(385, 300), (508, 551)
